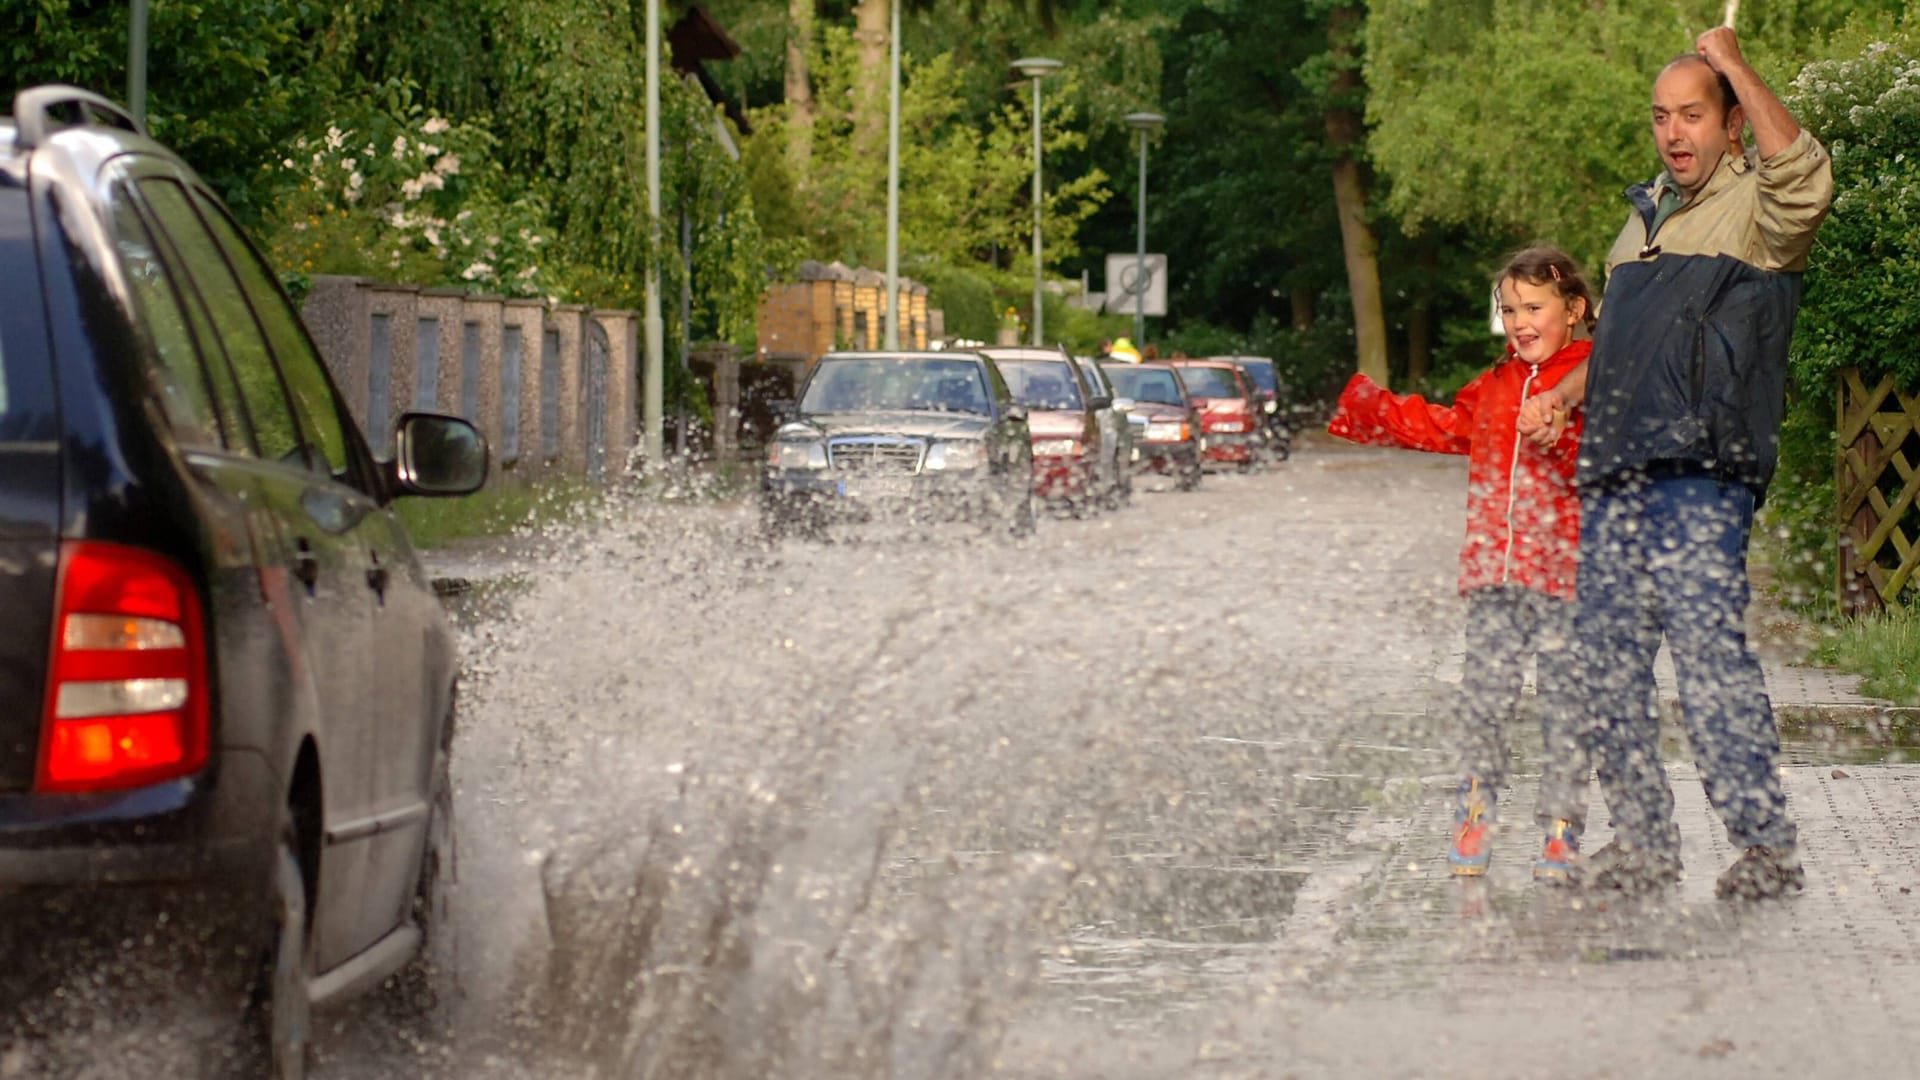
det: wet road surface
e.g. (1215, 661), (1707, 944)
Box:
(5, 438), (1912, 1078)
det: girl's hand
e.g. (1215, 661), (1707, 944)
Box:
(1518, 388), (1569, 448)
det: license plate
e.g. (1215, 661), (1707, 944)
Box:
(844, 476), (912, 499)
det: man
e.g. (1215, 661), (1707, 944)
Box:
(1518, 27), (1833, 899)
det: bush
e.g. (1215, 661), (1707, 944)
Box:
(914, 261), (999, 343)
(1785, 35), (1920, 392)
(1763, 28), (1920, 611)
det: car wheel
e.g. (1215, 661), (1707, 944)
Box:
(386, 749), (455, 1025)
(1009, 486), (1037, 537)
(243, 832), (312, 1080)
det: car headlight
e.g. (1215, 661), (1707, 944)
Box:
(769, 440), (828, 469)
(1144, 422), (1188, 442)
(1264, 399), (1279, 414)
(925, 441), (987, 470)
(1031, 438), (1082, 457)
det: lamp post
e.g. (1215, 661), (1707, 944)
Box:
(884, 0), (903, 349)
(1013, 56), (1062, 347)
(128, 0), (149, 128)
(1123, 111), (1164, 348)
(642, 0), (665, 466)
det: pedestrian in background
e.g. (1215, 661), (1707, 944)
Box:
(1330, 246), (1599, 881)
(1517, 28), (1834, 900)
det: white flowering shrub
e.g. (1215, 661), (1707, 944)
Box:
(1767, 32), (1920, 606)
(263, 109), (561, 299)
(1787, 38), (1920, 390)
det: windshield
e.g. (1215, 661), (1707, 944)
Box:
(1233, 359), (1278, 394)
(800, 357), (992, 415)
(1174, 365), (1242, 399)
(1102, 365), (1186, 407)
(996, 360), (1084, 411)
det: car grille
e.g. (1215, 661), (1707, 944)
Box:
(828, 437), (925, 474)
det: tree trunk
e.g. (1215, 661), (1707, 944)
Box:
(1323, 6), (1389, 385)
(1406, 301), (1431, 384)
(1290, 286), (1315, 331)
(852, 0), (890, 166)
(1405, 239), (1435, 384)
(785, 0), (816, 177)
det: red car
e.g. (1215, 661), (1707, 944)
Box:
(979, 347), (1107, 514)
(1169, 359), (1262, 470)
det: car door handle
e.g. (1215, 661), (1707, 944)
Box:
(292, 540), (320, 592)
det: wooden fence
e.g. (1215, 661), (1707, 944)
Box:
(1837, 368), (1920, 613)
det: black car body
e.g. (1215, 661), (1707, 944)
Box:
(1, 87), (486, 1074)
(761, 351), (1034, 534)
(1072, 355), (1134, 510)
(1211, 355), (1291, 460)
(1100, 362), (1203, 491)
(977, 345), (1111, 515)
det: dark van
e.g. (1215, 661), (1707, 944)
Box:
(1, 86), (486, 1076)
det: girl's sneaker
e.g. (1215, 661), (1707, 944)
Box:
(1448, 779), (1495, 876)
(1533, 819), (1579, 883)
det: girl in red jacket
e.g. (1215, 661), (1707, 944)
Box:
(1328, 246), (1597, 882)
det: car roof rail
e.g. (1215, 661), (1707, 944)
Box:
(12, 85), (145, 151)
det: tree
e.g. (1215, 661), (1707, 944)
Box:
(1319, 2), (1388, 383)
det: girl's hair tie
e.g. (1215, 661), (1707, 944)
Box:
(1549, 264), (1563, 283)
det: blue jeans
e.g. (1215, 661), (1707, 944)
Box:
(1458, 586), (1592, 833)
(1576, 470), (1796, 855)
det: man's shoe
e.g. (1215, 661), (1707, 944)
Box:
(1533, 819), (1580, 883)
(1586, 845), (1681, 895)
(1715, 846), (1805, 901)
(1448, 779), (1495, 877)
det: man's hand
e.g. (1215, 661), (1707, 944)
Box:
(1695, 27), (1748, 76)
(1517, 388), (1569, 448)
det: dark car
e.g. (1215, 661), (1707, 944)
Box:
(1169, 359), (1262, 471)
(0, 87), (487, 1076)
(1101, 362), (1203, 491)
(978, 346), (1110, 515)
(1073, 355), (1135, 510)
(761, 351), (1034, 536)
(1210, 354), (1291, 461)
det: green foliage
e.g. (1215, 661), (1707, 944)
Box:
(1784, 26), (1920, 391)
(912, 261), (1001, 342)
(1813, 602), (1920, 705)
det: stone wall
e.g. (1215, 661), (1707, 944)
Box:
(303, 275), (640, 484)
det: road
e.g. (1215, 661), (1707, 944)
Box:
(8, 437), (1909, 1078)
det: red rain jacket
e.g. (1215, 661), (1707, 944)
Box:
(1327, 340), (1589, 600)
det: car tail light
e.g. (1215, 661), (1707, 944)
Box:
(37, 542), (209, 792)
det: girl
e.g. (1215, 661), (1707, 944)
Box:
(1327, 246), (1597, 882)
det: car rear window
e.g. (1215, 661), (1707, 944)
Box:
(1101, 364), (1185, 407)
(997, 360), (1085, 411)
(1236, 361), (1278, 394)
(1176, 365), (1241, 398)
(0, 187), (56, 442)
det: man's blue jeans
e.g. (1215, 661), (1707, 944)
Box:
(1576, 470), (1796, 856)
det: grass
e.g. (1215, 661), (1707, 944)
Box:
(1813, 603), (1920, 706)
(396, 476), (600, 549)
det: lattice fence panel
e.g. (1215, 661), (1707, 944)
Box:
(1837, 369), (1920, 613)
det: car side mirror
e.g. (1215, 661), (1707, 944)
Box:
(391, 412), (489, 497)
(1112, 397), (1135, 413)
(1005, 404), (1028, 423)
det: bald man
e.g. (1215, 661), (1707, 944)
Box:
(1520, 29), (1834, 900)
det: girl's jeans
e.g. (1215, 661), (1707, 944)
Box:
(1458, 585), (1592, 833)
(1575, 470), (1796, 856)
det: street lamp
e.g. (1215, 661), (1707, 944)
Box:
(1124, 111), (1164, 349)
(884, 0), (903, 349)
(1013, 56), (1063, 347)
